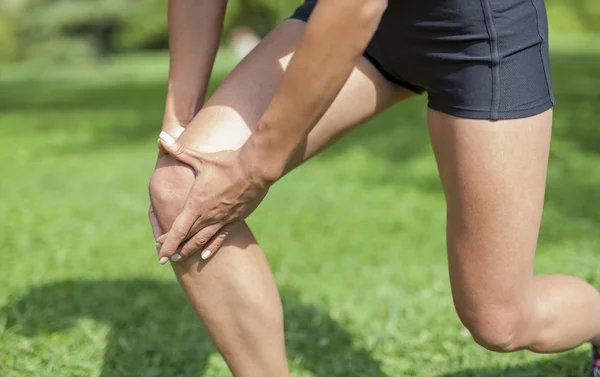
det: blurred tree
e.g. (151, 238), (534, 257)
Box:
(1, 0), (598, 63)
(115, 0), (168, 51)
(574, 0), (600, 32)
(9, 0), (297, 62)
(18, 0), (123, 61)
(0, 13), (18, 62)
(0, 1), (20, 61)
(13, 0), (168, 61)
(225, 0), (296, 37)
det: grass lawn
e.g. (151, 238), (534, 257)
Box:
(1, 41), (599, 377)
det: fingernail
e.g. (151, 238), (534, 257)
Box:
(159, 257), (169, 264)
(171, 253), (181, 262)
(159, 131), (175, 146)
(155, 242), (161, 253)
(201, 250), (212, 260)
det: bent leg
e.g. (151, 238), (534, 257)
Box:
(150, 19), (412, 376)
(428, 108), (600, 353)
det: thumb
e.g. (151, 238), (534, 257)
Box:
(158, 131), (202, 170)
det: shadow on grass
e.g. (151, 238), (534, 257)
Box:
(1, 51), (599, 376)
(440, 352), (591, 377)
(2, 279), (592, 376)
(2, 279), (387, 377)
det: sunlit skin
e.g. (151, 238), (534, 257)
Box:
(148, 1), (600, 376)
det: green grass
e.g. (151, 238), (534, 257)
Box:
(1, 43), (599, 377)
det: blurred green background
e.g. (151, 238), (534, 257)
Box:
(1, 1), (600, 377)
(0, 0), (599, 63)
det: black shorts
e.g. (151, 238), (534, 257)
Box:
(291, 0), (556, 120)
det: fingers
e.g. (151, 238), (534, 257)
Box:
(155, 233), (167, 244)
(175, 224), (226, 261)
(155, 233), (167, 257)
(159, 131), (203, 170)
(156, 125), (185, 161)
(199, 226), (230, 260)
(157, 208), (198, 264)
(155, 225), (228, 264)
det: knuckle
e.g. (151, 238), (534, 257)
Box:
(172, 227), (188, 239)
(185, 196), (203, 212)
(214, 233), (227, 244)
(172, 144), (185, 156)
(192, 234), (209, 246)
(179, 246), (197, 258)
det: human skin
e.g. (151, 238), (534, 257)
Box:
(155, 0), (390, 262)
(150, 19), (409, 376)
(148, 2), (600, 376)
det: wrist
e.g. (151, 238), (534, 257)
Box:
(162, 108), (196, 131)
(161, 118), (190, 133)
(163, 82), (204, 128)
(162, 104), (196, 136)
(240, 130), (291, 186)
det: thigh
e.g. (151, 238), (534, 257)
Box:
(152, 18), (412, 252)
(175, 19), (412, 162)
(428, 109), (553, 313)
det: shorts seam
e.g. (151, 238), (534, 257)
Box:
(529, 0), (555, 104)
(479, 0), (501, 120)
(428, 100), (554, 120)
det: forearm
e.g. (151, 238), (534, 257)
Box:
(163, 0), (228, 127)
(244, 0), (387, 181)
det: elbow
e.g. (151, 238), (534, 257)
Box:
(363, 0), (388, 19)
(353, 0), (387, 46)
(325, 0), (387, 27)
(357, 0), (388, 27)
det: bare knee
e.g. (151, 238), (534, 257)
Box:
(149, 155), (196, 230)
(456, 302), (527, 352)
(149, 156), (253, 265)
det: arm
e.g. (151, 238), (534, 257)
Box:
(245, 0), (388, 182)
(150, 0), (227, 241)
(156, 0), (388, 262)
(163, 0), (228, 128)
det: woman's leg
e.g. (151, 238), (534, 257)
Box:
(428, 108), (600, 353)
(150, 19), (413, 376)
